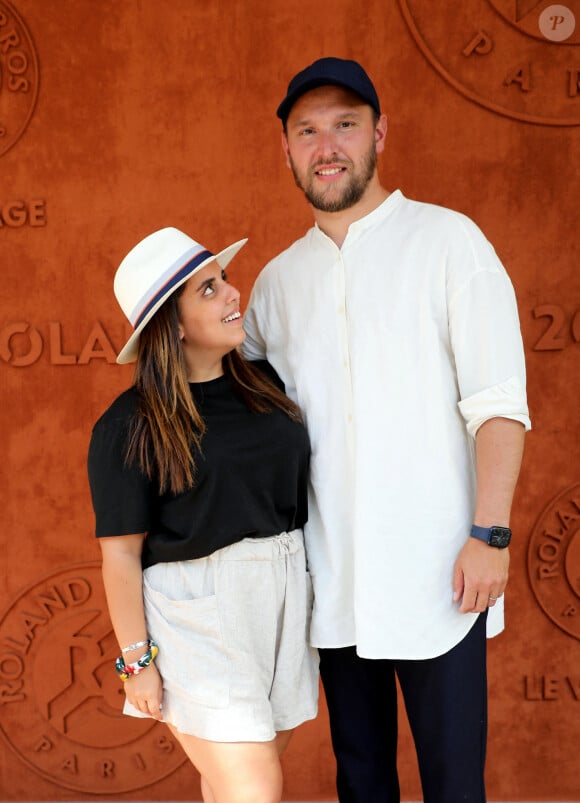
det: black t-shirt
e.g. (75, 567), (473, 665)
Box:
(87, 362), (310, 569)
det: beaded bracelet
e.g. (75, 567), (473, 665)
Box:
(115, 639), (159, 682)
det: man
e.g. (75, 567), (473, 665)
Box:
(243, 56), (530, 803)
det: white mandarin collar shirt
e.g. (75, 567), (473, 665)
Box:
(243, 190), (530, 658)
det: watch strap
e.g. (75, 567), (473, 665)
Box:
(470, 525), (493, 543)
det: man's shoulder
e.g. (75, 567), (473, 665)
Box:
(264, 228), (315, 270)
(252, 228), (316, 293)
(397, 195), (504, 279)
(397, 193), (477, 232)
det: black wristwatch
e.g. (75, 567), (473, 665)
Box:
(470, 524), (512, 549)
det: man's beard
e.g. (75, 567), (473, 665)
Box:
(289, 144), (377, 213)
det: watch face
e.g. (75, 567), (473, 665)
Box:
(489, 527), (511, 548)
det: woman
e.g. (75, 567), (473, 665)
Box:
(88, 227), (318, 803)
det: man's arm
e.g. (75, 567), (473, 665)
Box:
(453, 416), (526, 613)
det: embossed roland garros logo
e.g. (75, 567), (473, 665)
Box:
(528, 483), (580, 640)
(398, 0), (580, 125)
(0, 564), (187, 794)
(0, 0), (39, 157)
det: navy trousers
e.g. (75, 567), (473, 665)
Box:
(318, 612), (488, 803)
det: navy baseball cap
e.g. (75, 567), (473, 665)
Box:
(277, 57), (381, 124)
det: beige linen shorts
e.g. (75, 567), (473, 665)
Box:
(124, 530), (319, 742)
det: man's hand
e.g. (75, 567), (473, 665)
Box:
(452, 537), (509, 613)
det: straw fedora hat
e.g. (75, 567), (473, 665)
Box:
(114, 227), (247, 364)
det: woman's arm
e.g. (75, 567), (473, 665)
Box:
(100, 533), (163, 719)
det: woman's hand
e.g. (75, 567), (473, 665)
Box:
(124, 662), (164, 720)
(99, 533), (164, 719)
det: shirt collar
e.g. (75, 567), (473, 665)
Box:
(313, 189), (405, 247)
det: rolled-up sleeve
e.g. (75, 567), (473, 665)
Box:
(447, 220), (531, 437)
(458, 375), (530, 437)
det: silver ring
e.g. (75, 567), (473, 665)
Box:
(488, 595), (498, 601)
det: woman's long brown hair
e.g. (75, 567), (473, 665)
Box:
(125, 286), (301, 495)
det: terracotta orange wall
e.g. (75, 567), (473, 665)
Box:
(1, 1), (579, 800)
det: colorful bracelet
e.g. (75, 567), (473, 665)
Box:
(115, 639), (159, 682)
(121, 639), (150, 654)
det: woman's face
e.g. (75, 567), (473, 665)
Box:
(176, 260), (245, 381)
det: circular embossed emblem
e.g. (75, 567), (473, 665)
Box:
(527, 483), (580, 640)
(0, 0), (39, 157)
(0, 564), (187, 793)
(398, 0), (580, 125)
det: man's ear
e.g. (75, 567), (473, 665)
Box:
(281, 130), (292, 169)
(375, 113), (388, 155)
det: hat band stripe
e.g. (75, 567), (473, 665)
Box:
(131, 248), (213, 329)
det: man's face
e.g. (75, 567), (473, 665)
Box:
(282, 85), (386, 213)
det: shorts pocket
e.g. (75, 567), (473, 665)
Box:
(143, 579), (230, 709)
